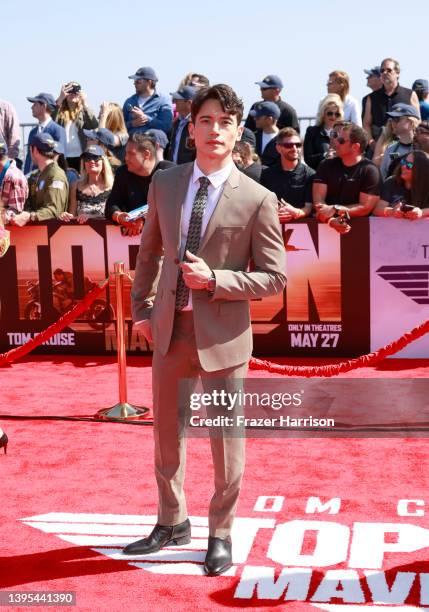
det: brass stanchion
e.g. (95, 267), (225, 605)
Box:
(97, 261), (148, 420)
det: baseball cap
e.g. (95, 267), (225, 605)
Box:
(145, 129), (168, 149)
(364, 67), (381, 78)
(386, 103), (420, 120)
(26, 92), (57, 110)
(250, 101), (281, 120)
(31, 132), (59, 153)
(82, 144), (104, 160)
(66, 82), (81, 94)
(240, 127), (256, 148)
(83, 128), (116, 148)
(128, 66), (158, 81)
(0, 137), (8, 155)
(412, 79), (429, 93)
(170, 85), (197, 101)
(255, 75), (283, 89)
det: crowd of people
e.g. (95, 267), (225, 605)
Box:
(1, 57), (429, 234)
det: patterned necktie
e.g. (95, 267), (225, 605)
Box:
(175, 176), (210, 310)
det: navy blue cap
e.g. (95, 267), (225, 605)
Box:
(145, 129), (168, 149)
(170, 85), (197, 101)
(240, 127), (256, 148)
(255, 74), (283, 89)
(0, 137), (8, 155)
(386, 103), (420, 120)
(128, 66), (158, 81)
(83, 128), (116, 148)
(31, 132), (59, 153)
(250, 101), (281, 120)
(27, 92), (56, 109)
(364, 67), (381, 78)
(413, 79), (429, 93)
(82, 144), (104, 159)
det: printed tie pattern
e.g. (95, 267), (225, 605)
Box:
(175, 176), (210, 310)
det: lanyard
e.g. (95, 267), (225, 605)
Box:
(0, 159), (11, 188)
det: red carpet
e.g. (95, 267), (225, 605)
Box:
(1, 356), (429, 611)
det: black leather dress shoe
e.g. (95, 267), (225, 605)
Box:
(204, 536), (232, 576)
(123, 518), (191, 555)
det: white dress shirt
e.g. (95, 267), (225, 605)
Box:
(179, 160), (234, 309)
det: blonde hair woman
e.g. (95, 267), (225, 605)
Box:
(60, 145), (113, 223)
(304, 94), (344, 169)
(54, 82), (98, 171)
(98, 102), (129, 161)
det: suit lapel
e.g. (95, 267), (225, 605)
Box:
(172, 163), (193, 253)
(198, 165), (240, 254)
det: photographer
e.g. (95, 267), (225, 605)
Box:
(54, 82), (98, 171)
(374, 151), (429, 219)
(379, 104), (419, 180)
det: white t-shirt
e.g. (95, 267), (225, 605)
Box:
(137, 95), (151, 109)
(65, 121), (82, 157)
(343, 95), (362, 126)
(261, 131), (277, 153)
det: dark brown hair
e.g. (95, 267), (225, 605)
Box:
(191, 84), (244, 124)
(394, 150), (429, 208)
(277, 127), (301, 142)
(129, 133), (156, 157)
(339, 122), (368, 153)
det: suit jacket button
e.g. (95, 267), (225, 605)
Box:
(171, 289), (176, 295)
(174, 258), (180, 264)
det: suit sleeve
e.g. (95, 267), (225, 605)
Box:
(130, 174), (163, 321)
(212, 192), (286, 300)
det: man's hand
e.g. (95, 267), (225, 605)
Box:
(115, 212), (144, 236)
(277, 199), (305, 222)
(314, 203), (335, 223)
(131, 106), (149, 127)
(180, 251), (212, 289)
(328, 217), (351, 234)
(134, 319), (153, 343)
(12, 211), (31, 227)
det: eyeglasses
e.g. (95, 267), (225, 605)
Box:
(380, 68), (394, 74)
(326, 111), (341, 118)
(400, 158), (414, 169)
(83, 156), (102, 162)
(278, 142), (302, 149)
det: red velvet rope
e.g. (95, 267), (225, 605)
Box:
(0, 279), (109, 366)
(249, 317), (429, 377)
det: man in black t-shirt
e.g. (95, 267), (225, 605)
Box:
(105, 133), (175, 236)
(244, 74), (300, 133)
(313, 123), (380, 234)
(260, 127), (314, 221)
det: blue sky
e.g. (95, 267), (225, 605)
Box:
(4, 0), (429, 126)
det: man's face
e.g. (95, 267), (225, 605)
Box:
(188, 99), (242, 162)
(380, 60), (399, 88)
(125, 142), (145, 173)
(367, 74), (381, 91)
(332, 127), (354, 158)
(174, 99), (191, 116)
(255, 114), (271, 130)
(134, 78), (150, 96)
(276, 136), (302, 163)
(31, 101), (45, 120)
(261, 87), (279, 101)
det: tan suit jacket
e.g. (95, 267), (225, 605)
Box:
(131, 162), (286, 371)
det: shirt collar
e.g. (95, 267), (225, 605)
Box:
(192, 160), (234, 189)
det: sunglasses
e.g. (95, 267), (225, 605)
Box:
(330, 131), (349, 144)
(83, 155), (102, 162)
(400, 158), (414, 169)
(326, 111), (341, 118)
(278, 142), (302, 149)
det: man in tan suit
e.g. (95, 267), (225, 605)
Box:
(124, 84), (286, 575)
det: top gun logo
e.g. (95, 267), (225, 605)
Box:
(21, 495), (429, 608)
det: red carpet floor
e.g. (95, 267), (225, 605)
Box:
(1, 356), (429, 611)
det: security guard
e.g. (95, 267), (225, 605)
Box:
(13, 133), (69, 226)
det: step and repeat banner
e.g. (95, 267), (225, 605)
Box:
(0, 218), (427, 357)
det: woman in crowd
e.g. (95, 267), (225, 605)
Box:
(372, 119), (395, 167)
(59, 145), (113, 223)
(98, 102), (129, 162)
(374, 150), (429, 219)
(54, 82), (98, 171)
(327, 70), (361, 125)
(303, 94), (343, 170)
